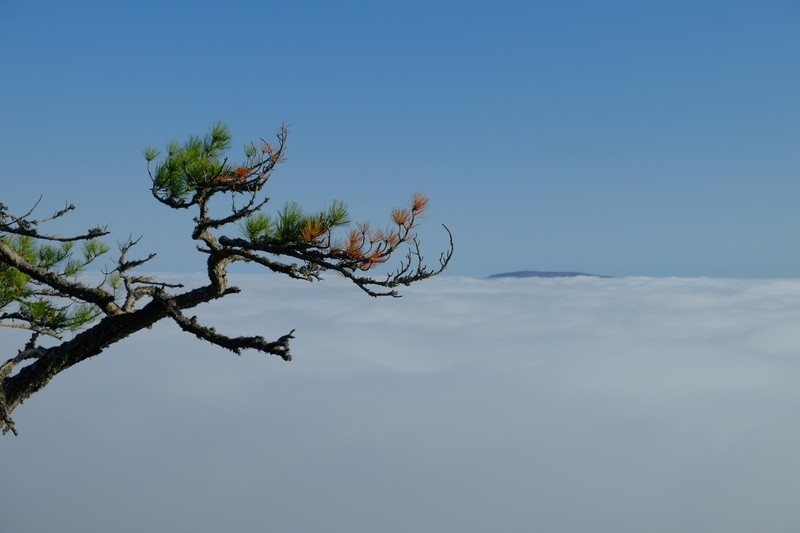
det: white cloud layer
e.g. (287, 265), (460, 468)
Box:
(3, 274), (800, 532)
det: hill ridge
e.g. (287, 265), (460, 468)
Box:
(487, 270), (610, 279)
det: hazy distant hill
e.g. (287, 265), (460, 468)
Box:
(487, 270), (609, 279)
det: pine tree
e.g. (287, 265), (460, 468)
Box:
(0, 123), (452, 435)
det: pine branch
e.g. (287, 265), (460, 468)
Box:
(156, 290), (294, 360)
(1, 122), (452, 436)
(0, 240), (119, 315)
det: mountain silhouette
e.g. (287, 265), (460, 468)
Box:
(487, 270), (610, 279)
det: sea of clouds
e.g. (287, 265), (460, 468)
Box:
(3, 274), (800, 532)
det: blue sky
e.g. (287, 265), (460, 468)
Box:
(2, 0), (799, 277)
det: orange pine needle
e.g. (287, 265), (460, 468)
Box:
(300, 217), (325, 242)
(411, 192), (428, 214)
(369, 249), (387, 264)
(391, 207), (410, 226)
(386, 230), (400, 247)
(345, 229), (363, 259)
(369, 228), (386, 244)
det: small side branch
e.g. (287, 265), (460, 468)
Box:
(217, 223), (454, 297)
(0, 200), (108, 242)
(0, 241), (119, 315)
(156, 292), (293, 361)
(193, 195), (269, 238)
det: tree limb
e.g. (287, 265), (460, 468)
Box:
(157, 291), (294, 361)
(0, 240), (120, 315)
(1, 122), (452, 436)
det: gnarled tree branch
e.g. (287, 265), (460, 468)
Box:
(1, 123), (452, 435)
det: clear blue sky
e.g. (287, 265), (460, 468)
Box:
(2, 0), (798, 277)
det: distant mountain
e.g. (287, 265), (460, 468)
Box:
(487, 270), (609, 279)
